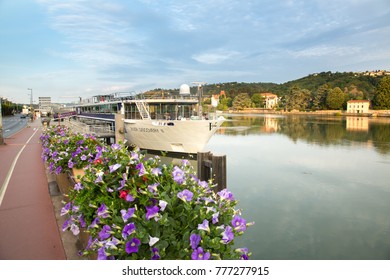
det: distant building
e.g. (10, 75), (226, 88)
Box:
(39, 97), (52, 116)
(347, 100), (370, 114)
(261, 93), (279, 109)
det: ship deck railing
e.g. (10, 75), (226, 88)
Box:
(60, 118), (115, 138)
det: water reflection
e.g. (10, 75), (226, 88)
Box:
(204, 114), (390, 260)
(219, 114), (390, 154)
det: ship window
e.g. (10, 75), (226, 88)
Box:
(124, 104), (141, 119)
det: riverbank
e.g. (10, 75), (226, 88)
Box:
(224, 108), (390, 117)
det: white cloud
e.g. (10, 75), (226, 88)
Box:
(192, 50), (240, 64)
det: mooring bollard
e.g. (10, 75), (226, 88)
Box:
(197, 151), (227, 192)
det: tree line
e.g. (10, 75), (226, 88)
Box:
(196, 72), (390, 111)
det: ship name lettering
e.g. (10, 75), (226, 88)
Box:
(139, 127), (160, 133)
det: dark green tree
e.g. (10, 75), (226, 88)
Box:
(373, 76), (390, 109)
(326, 87), (345, 109)
(232, 93), (252, 110)
(286, 86), (312, 111)
(312, 84), (331, 110)
(251, 93), (265, 108)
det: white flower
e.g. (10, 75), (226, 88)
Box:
(149, 235), (159, 246)
(159, 200), (168, 211)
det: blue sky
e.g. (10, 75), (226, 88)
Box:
(1, 0), (389, 104)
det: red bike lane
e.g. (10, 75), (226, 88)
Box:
(0, 122), (66, 260)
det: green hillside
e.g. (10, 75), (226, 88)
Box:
(146, 71), (389, 110)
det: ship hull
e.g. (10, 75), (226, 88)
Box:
(124, 118), (224, 153)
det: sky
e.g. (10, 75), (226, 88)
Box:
(0, 0), (389, 104)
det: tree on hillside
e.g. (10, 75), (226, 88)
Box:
(326, 87), (345, 109)
(251, 93), (265, 108)
(312, 84), (331, 110)
(345, 85), (364, 100)
(285, 86), (312, 111)
(232, 93), (252, 110)
(216, 96), (232, 111)
(373, 76), (390, 109)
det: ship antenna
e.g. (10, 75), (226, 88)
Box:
(192, 82), (207, 117)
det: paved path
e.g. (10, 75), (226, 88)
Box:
(0, 119), (66, 260)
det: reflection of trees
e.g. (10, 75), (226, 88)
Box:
(278, 117), (347, 145)
(218, 115), (390, 154)
(370, 123), (390, 154)
(279, 117), (390, 154)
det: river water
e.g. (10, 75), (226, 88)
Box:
(203, 114), (390, 260)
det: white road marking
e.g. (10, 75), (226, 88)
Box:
(0, 129), (39, 206)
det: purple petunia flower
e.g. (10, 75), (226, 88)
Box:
(232, 215), (247, 232)
(61, 202), (72, 216)
(125, 238), (141, 254)
(190, 233), (201, 250)
(198, 180), (209, 189)
(172, 166), (185, 184)
(217, 189), (235, 201)
(49, 162), (55, 172)
(88, 217), (100, 229)
(212, 212), (219, 224)
(98, 225), (111, 240)
(105, 237), (120, 250)
(122, 222), (136, 239)
(125, 193), (135, 202)
(68, 160), (75, 168)
(145, 205), (159, 220)
(221, 226), (234, 244)
(79, 214), (86, 228)
(147, 182), (160, 194)
(120, 208), (135, 222)
(191, 247), (210, 260)
(177, 189), (193, 202)
(151, 168), (162, 176)
(136, 163), (146, 176)
(198, 219), (210, 232)
(81, 154), (87, 161)
(74, 182), (83, 191)
(97, 247), (107, 260)
(120, 173), (127, 189)
(151, 247), (160, 260)
(236, 248), (249, 260)
(55, 166), (62, 175)
(111, 143), (121, 150)
(109, 163), (122, 173)
(62, 218), (70, 231)
(97, 203), (109, 218)
(130, 151), (139, 160)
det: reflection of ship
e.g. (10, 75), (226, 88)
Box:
(123, 83), (225, 154)
(346, 116), (369, 131)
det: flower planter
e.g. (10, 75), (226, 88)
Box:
(72, 168), (85, 183)
(55, 172), (73, 196)
(77, 229), (97, 260)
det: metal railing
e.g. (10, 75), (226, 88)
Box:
(62, 119), (114, 137)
